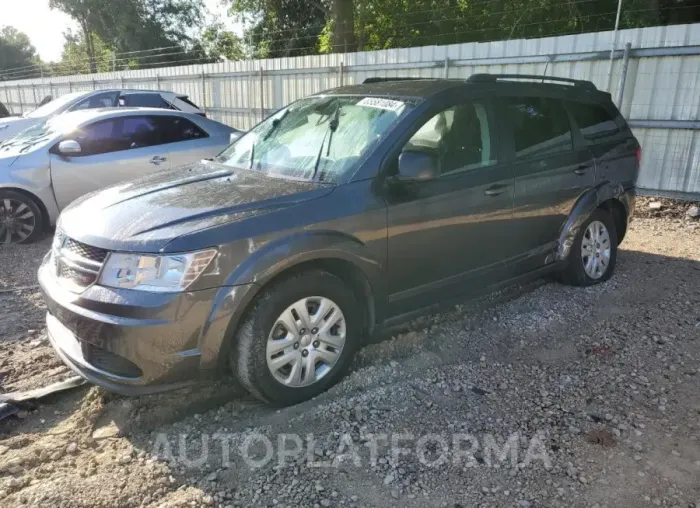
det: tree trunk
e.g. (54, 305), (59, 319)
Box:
(333, 0), (356, 53)
(81, 21), (97, 74)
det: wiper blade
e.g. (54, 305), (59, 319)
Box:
(311, 103), (341, 181)
(262, 110), (288, 141)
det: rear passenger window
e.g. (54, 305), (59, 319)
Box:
(566, 102), (620, 142)
(120, 93), (172, 109)
(155, 116), (208, 143)
(505, 97), (573, 158)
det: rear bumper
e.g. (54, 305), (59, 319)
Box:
(38, 255), (258, 395)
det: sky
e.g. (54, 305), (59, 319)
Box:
(2, 0), (240, 63)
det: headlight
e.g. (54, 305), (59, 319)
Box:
(99, 249), (217, 292)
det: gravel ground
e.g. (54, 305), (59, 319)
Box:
(0, 211), (699, 508)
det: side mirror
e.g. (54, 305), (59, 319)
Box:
(57, 140), (81, 155)
(396, 150), (439, 182)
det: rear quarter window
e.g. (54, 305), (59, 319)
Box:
(505, 96), (573, 159)
(566, 101), (621, 143)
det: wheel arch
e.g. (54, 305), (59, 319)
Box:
(0, 186), (51, 232)
(557, 182), (630, 261)
(199, 232), (384, 373)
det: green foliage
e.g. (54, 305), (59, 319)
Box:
(57, 29), (115, 75)
(230, 0), (329, 57)
(202, 23), (246, 61)
(228, 0), (700, 57)
(0, 26), (39, 77)
(50, 0), (208, 73)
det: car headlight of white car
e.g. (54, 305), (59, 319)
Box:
(99, 249), (217, 292)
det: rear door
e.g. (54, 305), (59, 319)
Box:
(50, 115), (171, 209)
(152, 115), (218, 166)
(500, 95), (595, 270)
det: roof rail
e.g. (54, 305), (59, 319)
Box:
(362, 77), (426, 84)
(467, 73), (597, 91)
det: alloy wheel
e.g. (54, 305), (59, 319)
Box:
(266, 296), (346, 387)
(581, 220), (611, 279)
(0, 198), (36, 244)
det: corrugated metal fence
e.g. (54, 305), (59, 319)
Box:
(2, 23), (700, 198)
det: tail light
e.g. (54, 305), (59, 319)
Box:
(636, 146), (642, 165)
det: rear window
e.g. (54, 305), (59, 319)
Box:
(505, 96), (573, 159)
(120, 93), (173, 109)
(177, 96), (201, 110)
(566, 101), (620, 143)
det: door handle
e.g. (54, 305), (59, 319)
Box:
(484, 185), (510, 196)
(150, 156), (167, 165)
(573, 165), (590, 175)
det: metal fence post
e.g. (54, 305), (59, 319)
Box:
(92, 79), (96, 90)
(259, 66), (264, 121)
(339, 62), (344, 86)
(120, 76), (124, 88)
(69, 81), (72, 92)
(615, 42), (632, 108)
(201, 71), (207, 115)
(444, 58), (450, 78)
(155, 74), (160, 90)
(32, 85), (37, 107)
(17, 85), (23, 115)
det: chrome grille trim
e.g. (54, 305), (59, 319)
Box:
(52, 232), (109, 292)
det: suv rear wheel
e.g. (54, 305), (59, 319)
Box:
(231, 269), (361, 405)
(560, 209), (618, 286)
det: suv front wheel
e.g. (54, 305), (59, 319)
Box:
(560, 209), (618, 286)
(231, 269), (361, 405)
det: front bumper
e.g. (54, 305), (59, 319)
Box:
(38, 255), (256, 395)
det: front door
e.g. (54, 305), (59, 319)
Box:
(50, 115), (171, 209)
(500, 95), (595, 270)
(385, 97), (516, 316)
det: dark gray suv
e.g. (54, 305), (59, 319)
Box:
(39, 75), (639, 405)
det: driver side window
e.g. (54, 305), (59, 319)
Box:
(403, 101), (496, 176)
(70, 92), (119, 112)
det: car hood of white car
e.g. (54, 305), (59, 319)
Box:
(0, 117), (38, 142)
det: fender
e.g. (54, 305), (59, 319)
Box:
(197, 229), (384, 371)
(556, 181), (630, 261)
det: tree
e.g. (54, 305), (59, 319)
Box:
(56, 29), (115, 75)
(201, 23), (245, 61)
(49, 0), (207, 72)
(0, 26), (39, 79)
(49, 0), (102, 73)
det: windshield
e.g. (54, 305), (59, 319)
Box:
(0, 114), (83, 155)
(216, 95), (411, 183)
(26, 91), (86, 118)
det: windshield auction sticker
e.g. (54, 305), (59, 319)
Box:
(357, 97), (405, 112)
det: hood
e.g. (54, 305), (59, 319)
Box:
(58, 161), (334, 252)
(0, 117), (36, 143)
(0, 154), (19, 168)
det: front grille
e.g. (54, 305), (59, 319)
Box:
(81, 342), (142, 378)
(58, 263), (98, 288)
(53, 233), (109, 292)
(63, 238), (108, 263)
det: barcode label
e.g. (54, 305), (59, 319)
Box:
(357, 97), (405, 112)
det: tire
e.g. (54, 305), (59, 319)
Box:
(559, 208), (618, 286)
(0, 190), (44, 245)
(231, 269), (361, 405)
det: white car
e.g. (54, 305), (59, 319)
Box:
(0, 107), (240, 244)
(0, 89), (206, 142)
